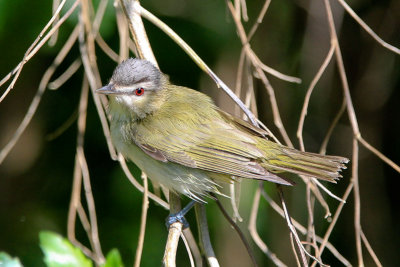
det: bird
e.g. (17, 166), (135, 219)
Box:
(97, 58), (348, 203)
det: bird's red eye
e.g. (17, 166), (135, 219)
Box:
(134, 88), (144, 96)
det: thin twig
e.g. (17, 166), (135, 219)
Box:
(182, 229), (203, 267)
(49, 0), (61, 46)
(247, 0), (271, 42)
(312, 179), (346, 203)
(323, 0), (359, 135)
(48, 58), (82, 90)
(336, 0), (400, 55)
(78, 5), (117, 160)
(134, 172), (149, 267)
(95, 34), (119, 62)
(310, 183), (354, 267)
(357, 135), (400, 173)
(0, 25), (80, 164)
(248, 183), (287, 267)
(68, 149), (95, 260)
(215, 198), (258, 267)
(319, 98), (346, 155)
(118, 155), (169, 209)
(195, 204), (220, 267)
(277, 186), (308, 267)
(352, 138), (363, 266)
(76, 78), (105, 265)
(226, 1), (293, 147)
(297, 44), (335, 151)
(360, 229), (383, 267)
(261, 190), (352, 266)
(116, 1), (130, 62)
(136, 4), (258, 125)
(234, 48), (246, 116)
(0, 0), (78, 102)
(180, 232), (195, 267)
(229, 182), (243, 222)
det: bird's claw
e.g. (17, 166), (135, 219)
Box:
(166, 212), (190, 229)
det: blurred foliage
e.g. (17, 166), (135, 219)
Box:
(0, 0), (399, 266)
(0, 231), (123, 267)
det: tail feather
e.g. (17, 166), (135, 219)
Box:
(262, 143), (349, 183)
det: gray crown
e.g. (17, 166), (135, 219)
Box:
(111, 58), (162, 90)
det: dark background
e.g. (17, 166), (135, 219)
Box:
(0, 0), (399, 266)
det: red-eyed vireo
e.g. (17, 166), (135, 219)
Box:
(97, 58), (348, 202)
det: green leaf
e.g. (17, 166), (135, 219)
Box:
(0, 252), (23, 267)
(39, 231), (92, 267)
(101, 249), (123, 267)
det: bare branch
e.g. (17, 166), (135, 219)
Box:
(134, 172), (149, 267)
(0, 25), (80, 164)
(248, 184), (287, 267)
(357, 135), (400, 173)
(0, 0), (79, 102)
(360, 229), (383, 267)
(48, 58), (82, 90)
(337, 0), (400, 55)
(297, 44), (335, 151)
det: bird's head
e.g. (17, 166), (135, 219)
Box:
(97, 58), (168, 120)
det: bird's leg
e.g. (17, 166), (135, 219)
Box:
(166, 200), (196, 229)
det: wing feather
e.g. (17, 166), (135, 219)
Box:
(135, 119), (293, 186)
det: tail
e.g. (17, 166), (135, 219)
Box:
(260, 141), (349, 183)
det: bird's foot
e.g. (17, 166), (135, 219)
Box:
(165, 200), (196, 229)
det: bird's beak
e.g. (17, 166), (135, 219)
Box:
(96, 84), (119, 95)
